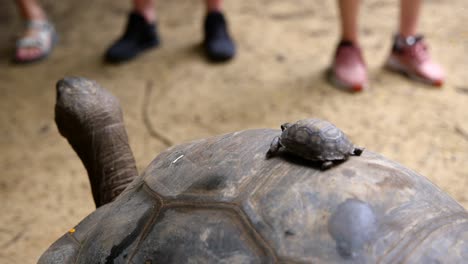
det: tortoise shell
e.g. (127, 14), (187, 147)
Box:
(39, 129), (468, 264)
(279, 119), (357, 161)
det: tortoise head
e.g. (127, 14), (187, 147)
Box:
(280, 123), (292, 131)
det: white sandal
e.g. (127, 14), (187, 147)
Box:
(14, 20), (58, 63)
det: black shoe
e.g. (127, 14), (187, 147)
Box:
(105, 12), (160, 63)
(203, 11), (236, 62)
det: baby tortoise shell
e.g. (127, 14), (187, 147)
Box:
(267, 118), (363, 169)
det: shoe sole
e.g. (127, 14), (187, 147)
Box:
(326, 68), (368, 93)
(104, 41), (160, 64)
(385, 57), (443, 87)
(203, 40), (236, 63)
(205, 52), (234, 63)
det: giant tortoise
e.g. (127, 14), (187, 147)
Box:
(39, 77), (468, 263)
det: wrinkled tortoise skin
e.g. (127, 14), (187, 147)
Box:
(39, 129), (468, 264)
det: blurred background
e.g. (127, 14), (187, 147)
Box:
(0, 0), (467, 262)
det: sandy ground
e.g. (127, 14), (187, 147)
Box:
(0, 0), (467, 262)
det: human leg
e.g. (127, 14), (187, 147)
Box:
(338, 0), (359, 44)
(399, 0), (420, 37)
(205, 0), (222, 12)
(329, 0), (368, 92)
(203, 0), (236, 62)
(104, 0), (159, 63)
(385, 0), (444, 86)
(16, 0), (46, 20)
(14, 0), (57, 63)
(133, 0), (156, 22)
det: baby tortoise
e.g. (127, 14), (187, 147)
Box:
(267, 118), (364, 169)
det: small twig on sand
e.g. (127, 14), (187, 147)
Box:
(455, 125), (468, 141)
(142, 81), (173, 147)
(455, 86), (468, 95)
(2, 230), (25, 249)
(269, 10), (314, 20)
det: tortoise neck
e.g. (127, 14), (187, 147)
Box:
(55, 77), (138, 207)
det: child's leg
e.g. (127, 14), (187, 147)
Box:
(203, 0), (235, 61)
(399, 0), (420, 37)
(384, 0), (444, 86)
(205, 0), (222, 12)
(328, 0), (367, 92)
(133, 0), (156, 22)
(104, 0), (159, 63)
(16, 0), (46, 20)
(14, 0), (55, 62)
(338, 0), (360, 44)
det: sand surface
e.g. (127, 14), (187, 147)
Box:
(1, 0), (467, 262)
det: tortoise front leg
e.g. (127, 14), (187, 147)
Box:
(55, 77), (138, 207)
(321, 161), (334, 170)
(353, 147), (364, 156)
(266, 136), (282, 158)
(280, 123), (291, 131)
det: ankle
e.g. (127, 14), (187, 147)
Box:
(22, 5), (47, 22)
(338, 39), (358, 47)
(394, 34), (422, 44)
(134, 8), (156, 23)
(206, 0), (222, 12)
(339, 32), (359, 45)
(398, 26), (418, 39)
(391, 34), (424, 54)
(206, 10), (224, 18)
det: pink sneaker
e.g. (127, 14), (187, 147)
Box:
(329, 41), (369, 92)
(385, 35), (444, 87)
